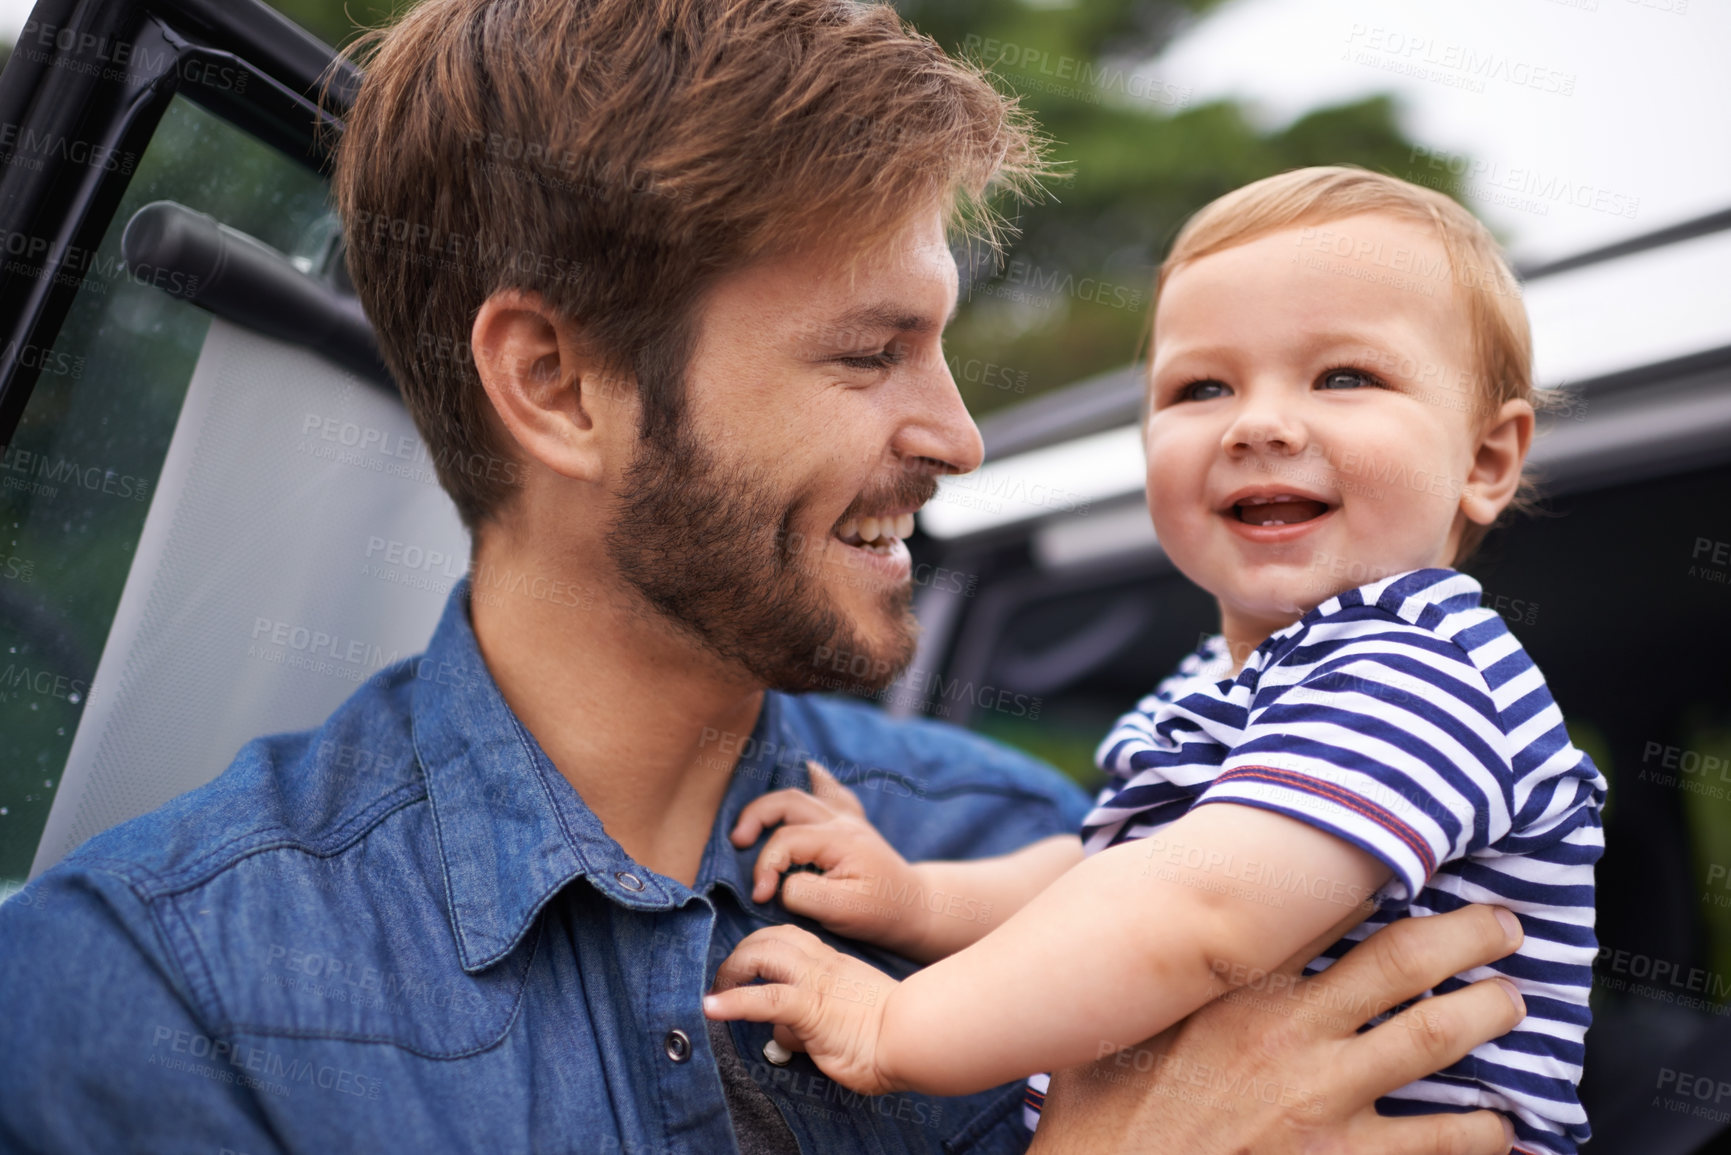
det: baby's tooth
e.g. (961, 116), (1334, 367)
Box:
(839, 519), (858, 540)
(859, 516), (881, 542)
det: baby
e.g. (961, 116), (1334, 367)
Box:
(704, 167), (1605, 1155)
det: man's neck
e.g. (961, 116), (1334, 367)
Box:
(467, 541), (764, 889)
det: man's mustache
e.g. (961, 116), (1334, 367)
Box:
(837, 465), (943, 525)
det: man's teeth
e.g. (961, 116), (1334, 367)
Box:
(836, 513), (916, 546)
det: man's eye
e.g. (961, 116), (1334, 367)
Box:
(838, 349), (903, 371)
(1317, 368), (1383, 390)
(1176, 378), (1228, 402)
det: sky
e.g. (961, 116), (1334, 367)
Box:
(3, 0), (1724, 265)
(1141, 0), (1730, 264)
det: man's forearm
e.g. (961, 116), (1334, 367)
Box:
(1027, 905), (1527, 1155)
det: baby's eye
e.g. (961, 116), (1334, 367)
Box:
(1177, 378), (1229, 402)
(1316, 368), (1382, 390)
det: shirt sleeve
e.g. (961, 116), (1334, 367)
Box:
(0, 860), (287, 1153)
(1192, 620), (1513, 902)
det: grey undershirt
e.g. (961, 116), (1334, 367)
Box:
(708, 1018), (801, 1155)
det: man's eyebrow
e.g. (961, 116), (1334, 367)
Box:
(826, 301), (959, 338)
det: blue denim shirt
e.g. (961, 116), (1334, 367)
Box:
(0, 582), (1089, 1154)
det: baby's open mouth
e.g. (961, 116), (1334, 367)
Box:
(1232, 495), (1331, 527)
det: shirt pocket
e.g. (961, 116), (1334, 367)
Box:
(164, 854), (537, 1058)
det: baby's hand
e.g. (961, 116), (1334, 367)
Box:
(732, 762), (937, 960)
(704, 925), (900, 1095)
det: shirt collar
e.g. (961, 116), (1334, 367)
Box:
(409, 580), (811, 973)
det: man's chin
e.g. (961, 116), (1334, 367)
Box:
(771, 606), (920, 697)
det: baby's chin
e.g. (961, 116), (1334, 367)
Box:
(1216, 586), (1317, 630)
(1215, 567), (1369, 624)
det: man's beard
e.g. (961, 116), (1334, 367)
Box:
(604, 419), (932, 694)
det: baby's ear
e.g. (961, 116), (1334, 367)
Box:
(1460, 398), (1534, 526)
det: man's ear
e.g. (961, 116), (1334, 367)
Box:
(1460, 398), (1535, 526)
(470, 289), (631, 484)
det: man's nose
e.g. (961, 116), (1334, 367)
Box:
(895, 358), (985, 477)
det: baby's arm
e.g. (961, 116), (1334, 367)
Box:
(707, 800), (1393, 1098)
(732, 763), (1082, 963)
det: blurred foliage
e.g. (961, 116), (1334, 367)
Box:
(1677, 711), (1731, 1005)
(263, 0), (411, 49)
(252, 0), (1465, 416)
(893, 0), (1466, 414)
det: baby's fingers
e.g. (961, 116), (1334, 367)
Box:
(711, 926), (827, 992)
(707, 927), (828, 1029)
(806, 761), (867, 819)
(752, 822), (861, 903)
(731, 788), (834, 847)
(702, 982), (815, 1034)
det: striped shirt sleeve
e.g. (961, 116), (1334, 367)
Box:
(1194, 615), (1513, 903)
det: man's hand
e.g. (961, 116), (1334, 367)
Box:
(1028, 904), (1526, 1155)
(704, 925), (902, 1095)
(731, 762), (938, 960)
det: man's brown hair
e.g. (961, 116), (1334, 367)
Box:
(332, 0), (1045, 531)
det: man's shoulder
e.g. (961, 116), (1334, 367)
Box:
(2, 661), (502, 1055)
(58, 661), (428, 888)
(771, 692), (1091, 857)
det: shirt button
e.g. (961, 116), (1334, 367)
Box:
(664, 1028), (691, 1063)
(616, 871), (644, 892)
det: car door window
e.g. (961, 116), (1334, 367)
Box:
(0, 94), (334, 892)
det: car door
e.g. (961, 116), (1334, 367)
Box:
(0, 0), (467, 887)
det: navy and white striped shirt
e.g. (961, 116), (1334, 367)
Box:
(1025, 568), (1603, 1155)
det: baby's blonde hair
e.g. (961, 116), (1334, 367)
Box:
(1151, 165), (1541, 564)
